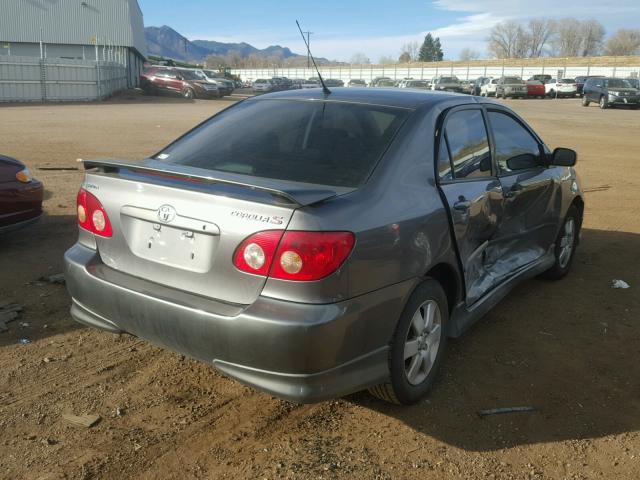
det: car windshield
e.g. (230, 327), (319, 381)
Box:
(561, 79), (575, 83)
(408, 81), (428, 87)
(350, 80), (365, 84)
(439, 77), (459, 83)
(255, 79), (267, 83)
(157, 99), (411, 188)
(503, 77), (522, 83)
(606, 78), (631, 88)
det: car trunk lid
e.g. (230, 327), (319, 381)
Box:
(81, 159), (350, 305)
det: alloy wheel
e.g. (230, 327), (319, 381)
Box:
(558, 217), (575, 268)
(403, 300), (442, 385)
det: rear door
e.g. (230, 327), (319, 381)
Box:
(485, 108), (558, 271)
(437, 106), (505, 305)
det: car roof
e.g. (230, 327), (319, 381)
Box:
(247, 87), (474, 109)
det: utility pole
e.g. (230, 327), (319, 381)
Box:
(302, 31), (313, 68)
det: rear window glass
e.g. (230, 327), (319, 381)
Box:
(157, 99), (410, 188)
(503, 77), (522, 83)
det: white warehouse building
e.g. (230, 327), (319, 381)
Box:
(0, 0), (146, 92)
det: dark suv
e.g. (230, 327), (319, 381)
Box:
(582, 77), (640, 109)
(575, 75), (604, 96)
(141, 68), (221, 99)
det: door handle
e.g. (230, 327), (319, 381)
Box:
(505, 183), (523, 198)
(453, 200), (471, 211)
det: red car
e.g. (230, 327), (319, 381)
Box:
(0, 155), (43, 232)
(140, 67), (221, 99)
(526, 81), (545, 98)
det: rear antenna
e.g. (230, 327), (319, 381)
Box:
(296, 20), (331, 95)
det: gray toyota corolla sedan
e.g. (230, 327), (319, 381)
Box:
(64, 88), (583, 405)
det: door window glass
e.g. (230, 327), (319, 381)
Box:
(488, 111), (541, 173)
(444, 110), (492, 179)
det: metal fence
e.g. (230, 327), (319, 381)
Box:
(230, 62), (640, 83)
(0, 55), (127, 102)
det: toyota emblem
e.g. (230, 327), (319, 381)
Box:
(157, 204), (176, 223)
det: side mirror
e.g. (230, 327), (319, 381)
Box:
(550, 147), (577, 167)
(507, 153), (539, 170)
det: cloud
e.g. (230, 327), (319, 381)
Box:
(190, 0), (640, 61)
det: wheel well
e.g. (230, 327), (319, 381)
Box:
(425, 263), (460, 313)
(571, 196), (585, 227)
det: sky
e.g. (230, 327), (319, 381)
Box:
(138, 0), (640, 61)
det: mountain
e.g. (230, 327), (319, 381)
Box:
(145, 26), (321, 63)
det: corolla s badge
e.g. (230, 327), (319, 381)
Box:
(157, 205), (176, 223)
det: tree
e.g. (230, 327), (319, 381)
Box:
(487, 20), (524, 58)
(399, 41), (420, 62)
(605, 29), (640, 56)
(419, 33), (443, 62)
(398, 52), (412, 63)
(527, 18), (554, 57)
(552, 18), (605, 57)
(458, 48), (480, 61)
(350, 52), (370, 65)
(433, 37), (444, 61)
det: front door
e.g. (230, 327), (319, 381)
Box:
(486, 109), (557, 268)
(437, 107), (505, 305)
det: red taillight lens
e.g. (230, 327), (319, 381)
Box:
(233, 231), (355, 281)
(271, 231), (355, 281)
(76, 188), (113, 237)
(233, 230), (284, 276)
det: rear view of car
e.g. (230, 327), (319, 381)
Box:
(0, 155), (43, 233)
(64, 96), (411, 403)
(526, 80), (545, 98)
(347, 79), (366, 87)
(496, 77), (527, 98)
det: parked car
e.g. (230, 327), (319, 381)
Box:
(271, 77), (293, 91)
(575, 75), (604, 96)
(373, 79), (396, 88)
(461, 80), (475, 94)
(347, 79), (367, 87)
(64, 88), (583, 405)
(528, 74), (552, 83)
(212, 76), (235, 94)
(301, 78), (320, 89)
(526, 80), (545, 98)
(625, 78), (640, 89)
(480, 77), (498, 97)
(140, 68), (221, 99)
(472, 77), (489, 96)
(430, 76), (463, 93)
(403, 80), (430, 90)
(0, 155), (43, 233)
(324, 79), (345, 87)
(190, 69), (229, 96)
(370, 76), (393, 87)
(545, 78), (577, 98)
(252, 79), (274, 93)
(582, 77), (640, 109)
(496, 76), (527, 98)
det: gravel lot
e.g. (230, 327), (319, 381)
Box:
(0, 92), (639, 480)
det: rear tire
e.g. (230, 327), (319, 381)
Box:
(542, 206), (581, 280)
(182, 87), (195, 100)
(582, 96), (590, 107)
(368, 279), (449, 405)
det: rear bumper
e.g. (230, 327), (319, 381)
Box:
(64, 243), (414, 403)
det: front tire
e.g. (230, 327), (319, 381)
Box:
(369, 279), (448, 405)
(182, 87), (195, 100)
(599, 95), (608, 109)
(542, 205), (581, 280)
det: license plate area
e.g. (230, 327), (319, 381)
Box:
(120, 207), (220, 273)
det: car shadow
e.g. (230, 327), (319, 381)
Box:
(346, 228), (640, 451)
(0, 214), (82, 347)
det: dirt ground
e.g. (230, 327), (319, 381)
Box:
(0, 92), (639, 480)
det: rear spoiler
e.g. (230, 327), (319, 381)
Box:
(83, 159), (353, 207)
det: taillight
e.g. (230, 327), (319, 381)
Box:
(233, 231), (355, 281)
(76, 188), (113, 237)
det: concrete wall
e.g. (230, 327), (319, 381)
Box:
(230, 64), (640, 83)
(0, 55), (129, 102)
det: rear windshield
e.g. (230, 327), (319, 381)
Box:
(157, 99), (410, 188)
(560, 79), (575, 83)
(439, 77), (459, 83)
(503, 77), (522, 83)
